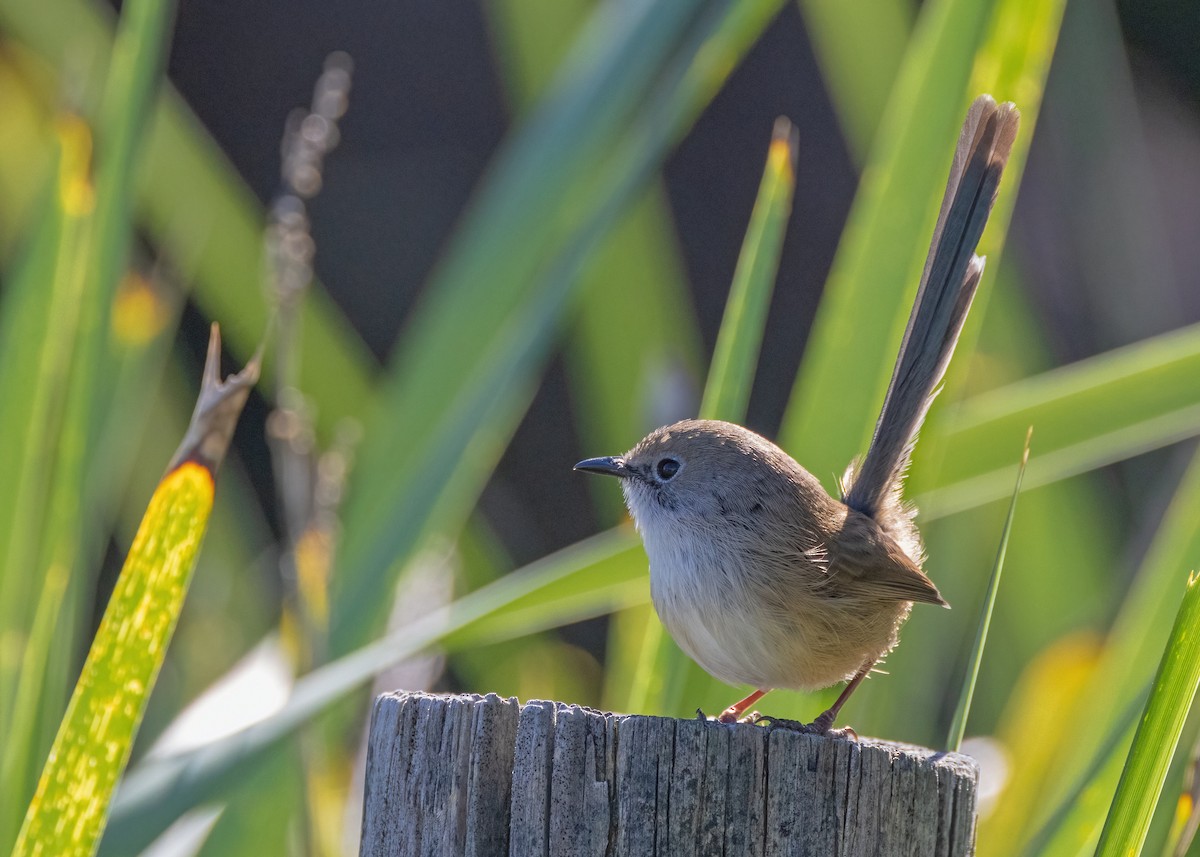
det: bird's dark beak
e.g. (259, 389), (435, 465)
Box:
(574, 456), (631, 479)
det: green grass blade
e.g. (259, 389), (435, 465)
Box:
(1096, 575), (1200, 857)
(917, 323), (1200, 516)
(795, 0), (912, 161)
(102, 526), (647, 854)
(777, 0), (998, 479)
(945, 427), (1030, 752)
(630, 118), (797, 717)
(0, 0), (176, 838)
(86, 0), (174, 320)
(0, 122), (93, 767)
(0, 560), (69, 848)
(1020, 445), (1200, 854)
(699, 118), (798, 422)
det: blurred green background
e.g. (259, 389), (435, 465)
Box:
(2, 0), (1200, 854)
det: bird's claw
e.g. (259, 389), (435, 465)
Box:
(751, 714), (858, 740)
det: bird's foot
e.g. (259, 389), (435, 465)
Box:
(752, 713), (858, 740)
(698, 707), (765, 725)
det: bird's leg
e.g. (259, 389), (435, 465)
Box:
(753, 661), (874, 736)
(806, 661), (873, 734)
(718, 688), (769, 723)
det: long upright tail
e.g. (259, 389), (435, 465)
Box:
(843, 95), (1020, 518)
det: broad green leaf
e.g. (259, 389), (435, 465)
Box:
(489, 0), (703, 505)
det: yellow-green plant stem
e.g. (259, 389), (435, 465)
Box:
(946, 428), (1030, 751)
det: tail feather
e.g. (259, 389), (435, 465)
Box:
(844, 95), (1019, 517)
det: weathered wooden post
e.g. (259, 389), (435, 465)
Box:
(360, 691), (978, 856)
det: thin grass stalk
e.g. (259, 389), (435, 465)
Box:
(946, 427), (1031, 751)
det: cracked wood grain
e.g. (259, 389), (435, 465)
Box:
(360, 692), (978, 856)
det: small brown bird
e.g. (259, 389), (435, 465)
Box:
(576, 96), (1020, 734)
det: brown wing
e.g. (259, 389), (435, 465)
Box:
(825, 510), (947, 606)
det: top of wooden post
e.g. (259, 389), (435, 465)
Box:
(361, 691), (978, 856)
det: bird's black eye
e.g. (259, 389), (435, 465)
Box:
(656, 458), (681, 480)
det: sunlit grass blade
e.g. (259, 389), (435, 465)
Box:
(700, 117), (798, 422)
(777, 0), (999, 478)
(796, 0), (912, 161)
(13, 463), (213, 857)
(0, 119), (94, 790)
(1002, 438), (1200, 854)
(946, 427), (1030, 752)
(1095, 574), (1200, 857)
(628, 117), (797, 717)
(11, 327), (257, 857)
(329, 0), (786, 658)
(102, 527), (646, 854)
(917, 323), (1200, 517)
(0, 0), (177, 838)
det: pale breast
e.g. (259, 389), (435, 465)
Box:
(643, 521), (912, 692)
